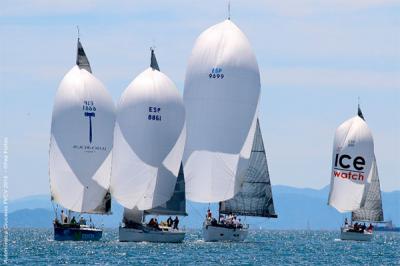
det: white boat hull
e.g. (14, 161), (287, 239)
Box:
(202, 224), (248, 242)
(340, 227), (373, 241)
(119, 227), (185, 243)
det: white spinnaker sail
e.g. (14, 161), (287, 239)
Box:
(183, 20), (261, 203)
(50, 66), (115, 213)
(111, 63), (186, 210)
(328, 116), (375, 212)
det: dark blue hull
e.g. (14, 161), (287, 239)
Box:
(54, 225), (102, 241)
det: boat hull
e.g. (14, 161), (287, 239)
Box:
(54, 225), (102, 241)
(119, 227), (185, 243)
(340, 227), (373, 241)
(202, 224), (248, 242)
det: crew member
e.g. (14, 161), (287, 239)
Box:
(167, 216), (173, 227)
(207, 209), (212, 220)
(173, 216), (180, 230)
(61, 210), (68, 224)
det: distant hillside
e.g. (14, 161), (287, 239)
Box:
(267, 185), (400, 230)
(1, 208), (53, 228)
(273, 185), (330, 199)
(8, 195), (52, 212)
(1, 186), (399, 229)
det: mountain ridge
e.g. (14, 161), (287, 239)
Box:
(1, 185), (399, 229)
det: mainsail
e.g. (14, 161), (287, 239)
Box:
(357, 105), (365, 120)
(328, 108), (375, 213)
(351, 105), (383, 222)
(110, 49), (186, 210)
(183, 19), (260, 203)
(76, 38), (92, 73)
(351, 157), (384, 222)
(220, 119), (277, 217)
(49, 38), (115, 213)
(145, 164), (187, 216)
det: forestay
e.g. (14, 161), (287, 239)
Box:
(328, 111), (375, 213)
(111, 50), (186, 210)
(49, 39), (115, 213)
(145, 163), (187, 216)
(220, 119), (277, 218)
(183, 20), (260, 203)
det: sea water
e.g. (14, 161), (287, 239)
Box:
(2, 229), (399, 265)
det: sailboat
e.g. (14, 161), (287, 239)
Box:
(328, 105), (384, 241)
(49, 37), (115, 241)
(111, 49), (187, 243)
(183, 19), (277, 242)
(119, 164), (187, 242)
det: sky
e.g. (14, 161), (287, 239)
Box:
(0, 0), (399, 200)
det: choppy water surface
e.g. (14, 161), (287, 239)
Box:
(3, 229), (399, 265)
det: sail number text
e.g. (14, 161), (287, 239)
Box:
(148, 106), (162, 121)
(209, 68), (224, 79)
(82, 100), (96, 111)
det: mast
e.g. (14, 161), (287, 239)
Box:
(218, 202), (221, 220)
(228, 1), (231, 20)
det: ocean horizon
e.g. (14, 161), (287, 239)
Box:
(3, 228), (399, 265)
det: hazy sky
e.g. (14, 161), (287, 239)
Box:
(1, 1), (399, 200)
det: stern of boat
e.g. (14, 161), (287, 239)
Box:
(119, 226), (185, 243)
(340, 227), (373, 241)
(202, 222), (248, 242)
